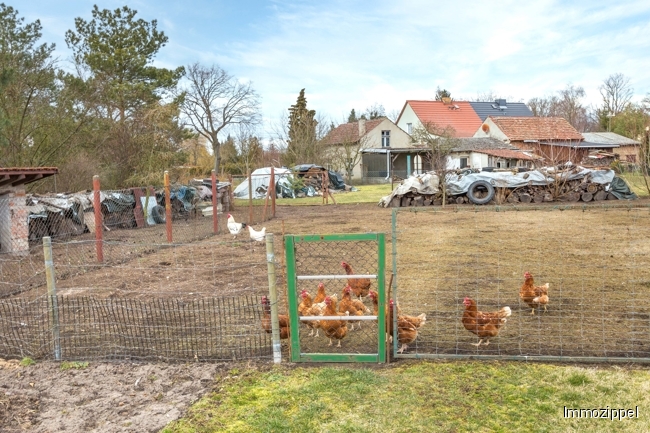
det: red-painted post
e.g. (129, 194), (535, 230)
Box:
(93, 175), (103, 262)
(211, 169), (218, 234)
(164, 171), (172, 242)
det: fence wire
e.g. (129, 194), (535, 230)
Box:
(392, 204), (650, 361)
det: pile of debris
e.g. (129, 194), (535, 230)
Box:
(379, 166), (637, 208)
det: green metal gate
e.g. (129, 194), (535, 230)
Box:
(285, 233), (386, 363)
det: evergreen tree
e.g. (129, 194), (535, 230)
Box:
(284, 89), (318, 166)
(347, 109), (357, 123)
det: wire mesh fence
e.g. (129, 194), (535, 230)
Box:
(0, 236), (283, 362)
(391, 204), (650, 362)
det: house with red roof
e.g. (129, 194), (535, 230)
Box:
(474, 116), (606, 164)
(323, 117), (420, 183)
(396, 99), (484, 138)
(448, 137), (538, 170)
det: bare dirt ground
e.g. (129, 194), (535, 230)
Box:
(2, 199), (650, 433)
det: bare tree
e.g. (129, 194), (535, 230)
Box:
(474, 91), (502, 102)
(527, 96), (560, 117)
(180, 63), (261, 174)
(410, 122), (459, 173)
(327, 125), (370, 183)
(600, 73), (633, 115)
(527, 85), (591, 131)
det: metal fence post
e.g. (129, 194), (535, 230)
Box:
(248, 170), (253, 225)
(93, 175), (103, 262)
(211, 169), (218, 234)
(266, 233), (281, 363)
(43, 236), (61, 361)
(164, 170), (172, 242)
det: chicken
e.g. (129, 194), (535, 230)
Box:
(248, 225), (266, 242)
(338, 284), (370, 330)
(367, 290), (380, 316)
(226, 214), (246, 238)
(341, 261), (371, 299)
(298, 289), (322, 337)
(313, 282), (328, 304)
(461, 297), (511, 346)
(519, 271), (550, 315)
(388, 299), (426, 353)
(261, 295), (289, 339)
(320, 296), (349, 347)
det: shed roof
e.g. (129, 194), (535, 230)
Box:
(489, 116), (583, 141)
(403, 100), (483, 138)
(0, 167), (58, 189)
(473, 148), (537, 161)
(451, 137), (519, 152)
(581, 132), (640, 146)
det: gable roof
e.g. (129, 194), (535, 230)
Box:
(581, 132), (640, 146)
(469, 100), (533, 121)
(488, 116), (583, 141)
(403, 100), (483, 138)
(323, 118), (385, 145)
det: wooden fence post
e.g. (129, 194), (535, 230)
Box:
(164, 170), (172, 242)
(248, 170), (253, 225)
(92, 175), (103, 262)
(266, 233), (281, 363)
(43, 236), (61, 361)
(211, 169), (218, 234)
(271, 166), (276, 218)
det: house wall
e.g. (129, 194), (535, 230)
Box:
(473, 118), (509, 142)
(352, 119), (412, 181)
(515, 141), (587, 164)
(396, 105), (420, 135)
(446, 152), (489, 170)
(617, 145), (640, 164)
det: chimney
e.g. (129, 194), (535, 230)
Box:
(358, 118), (366, 136)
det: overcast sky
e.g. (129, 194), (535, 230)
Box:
(13, 0), (650, 137)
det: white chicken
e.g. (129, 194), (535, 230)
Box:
(248, 225), (266, 242)
(226, 214), (246, 238)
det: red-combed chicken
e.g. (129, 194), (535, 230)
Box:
(388, 299), (426, 353)
(261, 295), (289, 339)
(519, 271), (550, 315)
(313, 282), (328, 304)
(341, 261), (371, 299)
(368, 290), (380, 316)
(320, 296), (349, 347)
(298, 290), (320, 337)
(338, 285), (370, 330)
(461, 297), (511, 346)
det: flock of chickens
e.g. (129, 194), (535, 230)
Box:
(262, 268), (550, 352)
(261, 261), (428, 353)
(462, 271), (550, 346)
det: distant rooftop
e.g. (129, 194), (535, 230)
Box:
(402, 100), (483, 138)
(469, 99), (533, 121)
(581, 132), (640, 146)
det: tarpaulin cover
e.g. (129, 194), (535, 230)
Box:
(233, 167), (294, 199)
(378, 172), (440, 207)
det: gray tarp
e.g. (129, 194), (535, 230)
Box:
(378, 172), (440, 207)
(233, 167), (294, 199)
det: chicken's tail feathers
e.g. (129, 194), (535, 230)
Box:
(533, 294), (549, 304)
(499, 306), (512, 318)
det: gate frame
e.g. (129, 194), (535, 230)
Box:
(285, 233), (386, 363)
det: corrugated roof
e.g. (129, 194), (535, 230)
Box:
(489, 116), (583, 141)
(469, 101), (533, 121)
(581, 132), (640, 146)
(406, 100), (483, 138)
(323, 118), (385, 145)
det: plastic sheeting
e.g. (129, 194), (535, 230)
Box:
(445, 167), (616, 196)
(233, 167), (294, 199)
(378, 172), (440, 207)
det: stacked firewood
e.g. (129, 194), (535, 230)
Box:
(502, 179), (616, 204)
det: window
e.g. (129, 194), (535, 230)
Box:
(413, 154), (423, 174)
(626, 154), (637, 163)
(381, 130), (390, 147)
(407, 123), (412, 134)
(459, 157), (468, 168)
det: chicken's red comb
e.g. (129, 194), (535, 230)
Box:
(341, 261), (347, 266)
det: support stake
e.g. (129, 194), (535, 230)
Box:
(43, 236), (61, 361)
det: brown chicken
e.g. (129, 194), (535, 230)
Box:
(261, 295), (289, 339)
(320, 296), (349, 347)
(388, 299), (426, 353)
(313, 282), (328, 304)
(341, 261), (371, 299)
(368, 290), (380, 316)
(298, 290), (320, 337)
(519, 271), (550, 315)
(339, 285), (370, 330)
(461, 297), (511, 346)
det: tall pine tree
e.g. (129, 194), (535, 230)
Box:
(284, 89), (318, 167)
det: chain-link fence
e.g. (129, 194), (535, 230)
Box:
(391, 204), (650, 362)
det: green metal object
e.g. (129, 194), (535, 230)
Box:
(285, 233), (386, 363)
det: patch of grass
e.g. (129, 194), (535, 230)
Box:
(161, 361), (650, 433)
(19, 357), (36, 367)
(242, 184), (394, 207)
(619, 172), (650, 197)
(60, 361), (89, 371)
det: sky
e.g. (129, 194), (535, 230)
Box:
(12, 0), (650, 138)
